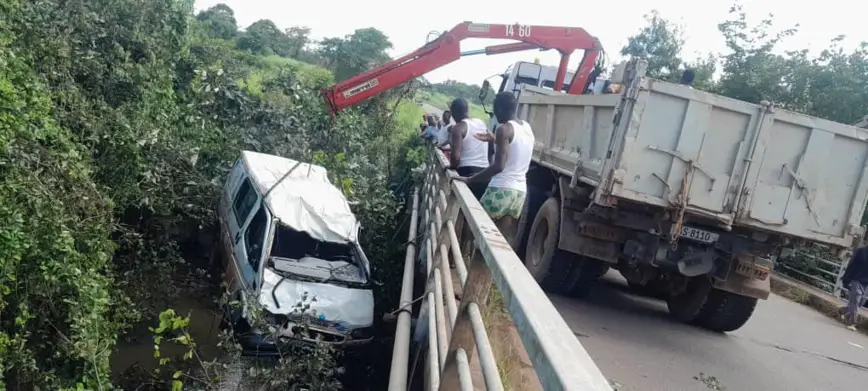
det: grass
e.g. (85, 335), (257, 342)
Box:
(416, 91), (490, 120)
(239, 55), (335, 96)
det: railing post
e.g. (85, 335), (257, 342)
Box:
(835, 256), (849, 298)
(439, 246), (496, 391)
(387, 190), (419, 391)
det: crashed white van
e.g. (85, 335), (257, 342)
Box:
(217, 150), (374, 354)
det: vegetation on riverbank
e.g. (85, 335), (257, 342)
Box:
(0, 1), (422, 388)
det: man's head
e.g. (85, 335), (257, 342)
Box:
(427, 116), (436, 126)
(680, 69), (696, 86)
(442, 110), (451, 125)
(493, 92), (518, 124)
(449, 98), (469, 122)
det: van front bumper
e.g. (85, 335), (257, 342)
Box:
(236, 331), (373, 357)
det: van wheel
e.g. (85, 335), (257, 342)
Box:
(524, 197), (573, 293)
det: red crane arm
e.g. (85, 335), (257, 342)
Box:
(322, 22), (604, 114)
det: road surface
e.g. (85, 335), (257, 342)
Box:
(421, 103), (444, 117)
(552, 273), (868, 391)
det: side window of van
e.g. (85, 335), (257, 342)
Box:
(245, 206), (268, 269)
(233, 179), (258, 223)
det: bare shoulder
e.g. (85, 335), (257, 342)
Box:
(452, 120), (468, 135)
(496, 121), (514, 139)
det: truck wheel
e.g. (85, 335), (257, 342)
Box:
(515, 184), (547, 261)
(666, 277), (712, 323)
(525, 197), (574, 293)
(564, 257), (607, 298)
(628, 278), (667, 299)
(693, 289), (758, 332)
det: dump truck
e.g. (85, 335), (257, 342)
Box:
(507, 60), (868, 332)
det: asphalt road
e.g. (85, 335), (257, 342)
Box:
(420, 103), (444, 117)
(552, 273), (868, 391)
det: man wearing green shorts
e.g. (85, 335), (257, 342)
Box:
(456, 92), (535, 246)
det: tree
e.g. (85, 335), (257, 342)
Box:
(195, 3), (237, 40)
(285, 26), (312, 58)
(684, 53), (717, 91)
(237, 19), (288, 55)
(318, 28), (392, 81)
(621, 11), (685, 80)
(715, 5), (798, 105)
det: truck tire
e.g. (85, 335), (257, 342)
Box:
(666, 277), (712, 323)
(563, 257), (607, 298)
(515, 184), (547, 261)
(627, 277), (668, 299)
(693, 289), (758, 332)
(525, 197), (574, 293)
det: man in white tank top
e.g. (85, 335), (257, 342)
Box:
(456, 92), (534, 244)
(447, 98), (490, 200)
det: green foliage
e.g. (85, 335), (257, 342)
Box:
(237, 19), (288, 56)
(621, 10), (716, 88)
(318, 28), (393, 81)
(627, 5), (868, 126)
(621, 11), (686, 80)
(2, 0), (422, 388)
(428, 79), (495, 103)
(196, 3), (237, 40)
(715, 5), (799, 105)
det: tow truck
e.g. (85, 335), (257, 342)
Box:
(318, 22), (868, 333)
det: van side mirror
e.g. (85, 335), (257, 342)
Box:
(479, 80), (491, 102)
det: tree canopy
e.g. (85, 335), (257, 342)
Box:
(0, 0), (422, 388)
(622, 5), (868, 124)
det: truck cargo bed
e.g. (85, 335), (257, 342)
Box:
(518, 78), (868, 248)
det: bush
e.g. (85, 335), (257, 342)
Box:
(1, 0), (422, 387)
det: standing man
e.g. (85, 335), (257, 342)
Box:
(841, 242), (868, 330)
(423, 115), (438, 141)
(436, 110), (453, 147)
(457, 92), (534, 245)
(447, 98), (489, 200)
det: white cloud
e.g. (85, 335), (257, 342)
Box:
(195, 0), (867, 85)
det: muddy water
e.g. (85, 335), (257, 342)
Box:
(109, 264), (395, 389)
(110, 296), (224, 376)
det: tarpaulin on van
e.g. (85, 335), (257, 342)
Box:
(241, 150), (359, 244)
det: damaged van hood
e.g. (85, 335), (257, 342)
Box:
(258, 268), (374, 330)
(241, 150), (358, 243)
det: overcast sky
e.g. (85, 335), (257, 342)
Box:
(194, 0), (866, 85)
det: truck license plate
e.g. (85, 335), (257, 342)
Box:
(735, 260), (770, 281)
(680, 226), (719, 244)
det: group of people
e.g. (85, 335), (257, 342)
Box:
(420, 92), (535, 246)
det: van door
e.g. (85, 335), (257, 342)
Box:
(228, 177), (258, 252)
(236, 204), (271, 290)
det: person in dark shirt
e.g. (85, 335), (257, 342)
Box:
(841, 244), (868, 330)
(680, 69), (696, 87)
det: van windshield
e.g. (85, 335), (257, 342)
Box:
(268, 224), (368, 287)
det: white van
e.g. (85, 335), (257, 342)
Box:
(217, 151), (374, 354)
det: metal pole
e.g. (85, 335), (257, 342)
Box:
(387, 190), (419, 390)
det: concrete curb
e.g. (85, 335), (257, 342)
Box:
(770, 273), (868, 333)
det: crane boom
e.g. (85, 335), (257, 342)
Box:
(322, 22), (604, 114)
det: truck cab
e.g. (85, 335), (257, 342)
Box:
(495, 61), (575, 96)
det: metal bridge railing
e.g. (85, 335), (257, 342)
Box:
(388, 149), (612, 391)
(777, 249), (848, 297)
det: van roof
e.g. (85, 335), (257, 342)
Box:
(240, 150), (359, 244)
